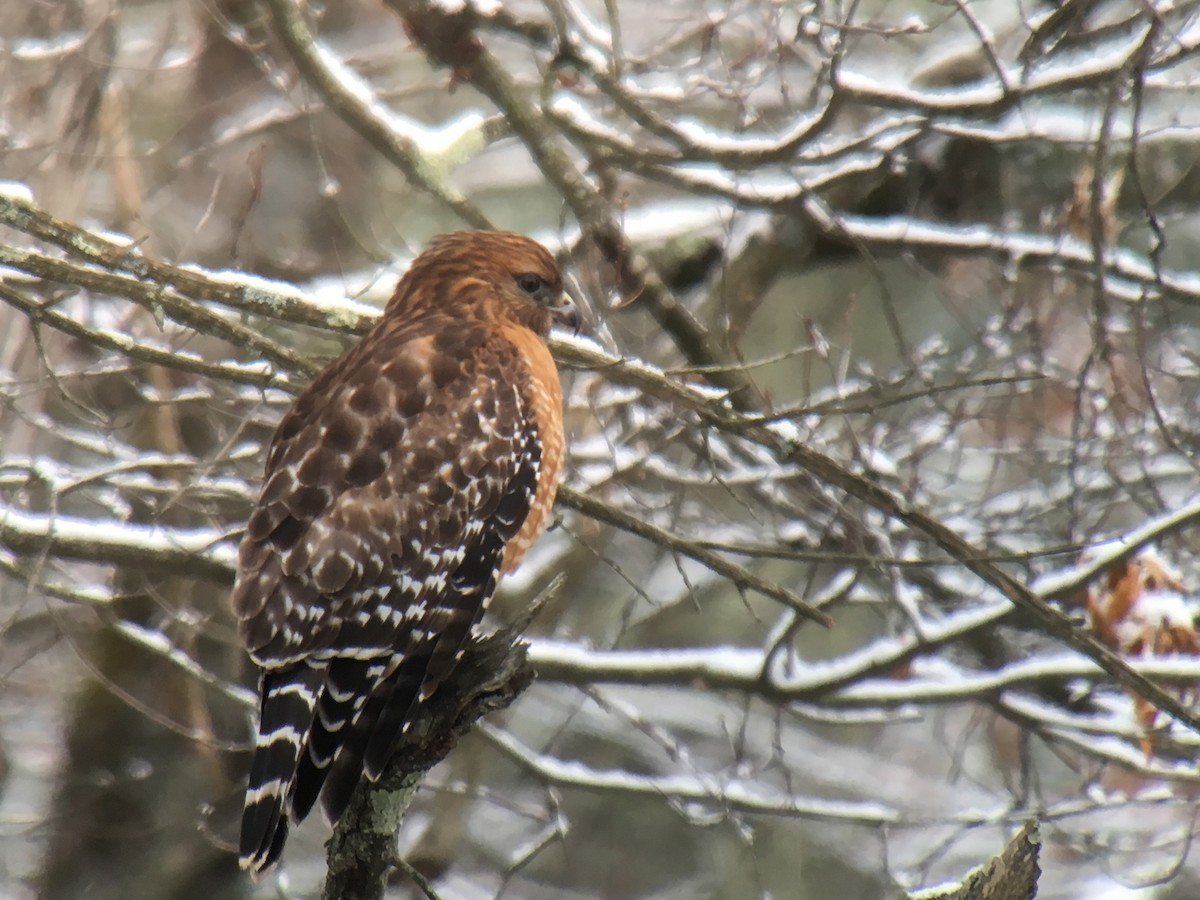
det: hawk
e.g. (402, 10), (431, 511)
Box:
(233, 230), (577, 874)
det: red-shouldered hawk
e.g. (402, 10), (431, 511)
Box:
(234, 231), (576, 874)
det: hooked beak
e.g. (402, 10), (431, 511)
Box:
(550, 292), (581, 334)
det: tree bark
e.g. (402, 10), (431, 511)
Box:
(910, 822), (1041, 900)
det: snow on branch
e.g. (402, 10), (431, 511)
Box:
(263, 0), (495, 231)
(0, 505), (235, 583)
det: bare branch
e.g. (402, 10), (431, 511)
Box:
(262, 0), (494, 231)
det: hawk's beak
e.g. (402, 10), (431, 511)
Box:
(551, 292), (581, 334)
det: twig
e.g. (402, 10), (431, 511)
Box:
(557, 485), (831, 625)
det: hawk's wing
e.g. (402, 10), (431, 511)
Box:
(233, 315), (538, 663)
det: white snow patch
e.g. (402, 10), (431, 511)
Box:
(6, 32), (87, 61)
(0, 181), (34, 203)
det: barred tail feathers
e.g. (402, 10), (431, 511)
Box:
(316, 648), (433, 823)
(288, 656), (387, 822)
(238, 664), (323, 874)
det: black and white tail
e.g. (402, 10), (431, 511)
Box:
(238, 655), (421, 875)
(288, 656), (388, 822)
(239, 664), (324, 874)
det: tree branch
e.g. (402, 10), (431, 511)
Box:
(909, 821), (1040, 900)
(322, 626), (535, 900)
(263, 0), (494, 232)
(0, 506), (235, 583)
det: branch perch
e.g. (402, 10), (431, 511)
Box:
(322, 625), (536, 900)
(909, 821), (1040, 900)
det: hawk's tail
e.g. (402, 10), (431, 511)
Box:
(288, 656), (390, 822)
(238, 664), (323, 875)
(314, 650), (432, 824)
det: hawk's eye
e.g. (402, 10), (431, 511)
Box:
(516, 273), (545, 296)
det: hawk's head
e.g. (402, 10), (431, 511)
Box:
(389, 230), (579, 336)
